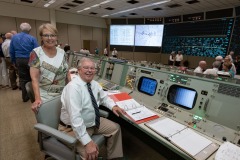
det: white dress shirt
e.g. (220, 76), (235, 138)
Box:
(2, 39), (11, 57)
(175, 54), (183, 62)
(203, 68), (218, 76)
(60, 76), (116, 145)
(112, 50), (117, 56)
(194, 66), (203, 73)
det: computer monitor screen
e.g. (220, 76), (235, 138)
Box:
(167, 85), (197, 109)
(138, 77), (157, 96)
(135, 24), (164, 47)
(110, 25), (135, 46)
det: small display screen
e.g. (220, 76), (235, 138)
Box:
(167, 85), (197, 109)
(138, 77), (157, 96)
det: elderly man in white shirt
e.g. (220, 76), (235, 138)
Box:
(60, 57), (124, 160)
(203, 61), (221, 76)
(2, 32), (18, 90)
(194, 61), (207, 73)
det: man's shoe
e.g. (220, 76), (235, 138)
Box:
(12, 86), (18, 90)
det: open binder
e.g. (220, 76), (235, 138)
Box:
(109, 92), (159, 124)
(145, 117), (219, 160)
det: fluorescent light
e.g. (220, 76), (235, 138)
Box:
(44, 0), (56, 8)
(110, 0), (171, 16)
(91, 4), (100, 8)
(48, 0), (56, 4)
(100, 0), (113, 5)
(44, 3), (50, 7)
(83, 7), (91, 10)
(76, 0), (116, 13)
(102, 15), (109, 17)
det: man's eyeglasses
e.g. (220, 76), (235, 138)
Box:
(41, 34), (57, 38)
(82, 66), (96, 71)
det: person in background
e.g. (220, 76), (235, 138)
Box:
(224, 55), (236, 76)
(10, 30), (17, 35)
(64, 44), (71, 61)
(29, 23), (69, 113)
(234, 55), (240, 75)
(194, 61), (207, 73)
(103, 47), (108, 56)
(168, 51), (175, 65)
(94, 47), (99, 55)
(2, 32), (18, 90)
(175, 51), (183, 66)
(0, 35), (9, 88)
(10, 22), (39, 102)
(57, 43), (62, 49)
(112, 48), (118, 58)
(228, 51), (234, 62)
(218, 61), (234, 77)
(203, 61), (221, 76)
(215, 55), (223, 71)
(60, 57), (124, 160)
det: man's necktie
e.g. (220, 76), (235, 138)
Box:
(87, 83), (100, 128)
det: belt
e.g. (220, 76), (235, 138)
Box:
(59, 120), (72, 128)
(5, 57), (10, 58)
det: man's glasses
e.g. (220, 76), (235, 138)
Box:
(41, 34), (57, 38)
(82, 66), (96, 71)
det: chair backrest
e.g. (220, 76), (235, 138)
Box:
(36, 96), (62, 129)
(25, 82), (35, 103)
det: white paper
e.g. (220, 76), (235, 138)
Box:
(125, 106), (156, 121)
(169, 128), (212, 156)
(116, 99), (156, 121)
(215, 141), (240, 160)
(146, 118), (187, 138)
(116, 99), (142, 111)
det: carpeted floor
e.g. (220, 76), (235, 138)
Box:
(0, 87), (166, 160)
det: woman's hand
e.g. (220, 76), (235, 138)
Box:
(31, 99), (42, 113)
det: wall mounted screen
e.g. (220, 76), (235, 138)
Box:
(138, 77), (157, 96)
(167, 85), (197, 109)
(135, 25), (164, 47)
(110, 25), (135, 46)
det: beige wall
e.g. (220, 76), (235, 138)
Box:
(0, 15), (108, 52)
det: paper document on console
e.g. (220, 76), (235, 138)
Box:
(215, 141), (240, 160)
(109, 92), (159, 123)
(115, 98), (159, 123)
(145, 117), (187, 138)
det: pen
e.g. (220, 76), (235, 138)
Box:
(132, 111), (141, 115)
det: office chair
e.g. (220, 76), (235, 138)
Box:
(25, 82), (109, 160)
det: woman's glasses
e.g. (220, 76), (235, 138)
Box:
(42, 34), (57, 38)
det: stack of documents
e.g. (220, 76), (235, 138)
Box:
(109, 92), (159, 124)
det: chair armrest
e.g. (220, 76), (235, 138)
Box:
(34, 123), (77, 146)
(99, 109), (109, 118)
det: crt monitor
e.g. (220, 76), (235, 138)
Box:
(137, 77), (157, 96)
(167, 85), (197, 109)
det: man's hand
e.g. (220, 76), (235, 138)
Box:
(85, 140), (99, 160)
(112, 105), (125, 117)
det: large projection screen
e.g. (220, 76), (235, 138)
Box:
(110, 25), (135, 46)
(135, 25), (164, 47)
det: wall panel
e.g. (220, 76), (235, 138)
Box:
(0, 15), (17, 34)
(56, 23), (68, 47)
(67, 24), (81, 51)
(93, 27), (102, 54)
